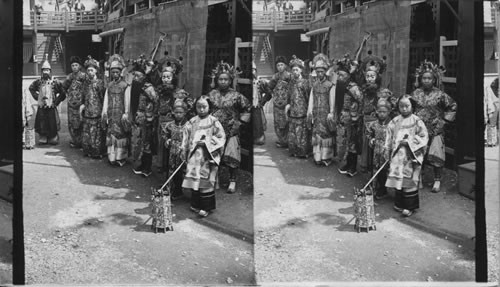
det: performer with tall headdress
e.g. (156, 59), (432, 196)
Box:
(29, 60), (66, 145)
(410, 60), (457, 193)
(358, 50), (397, 172)
(156, 53), (193, 172)
(130, 55), (159, 177)
(80, 56), (106, 159)
(63, 56), (87, 148)
(335, 53), (364, 176)
(102, 54), (131, 166)
(285, 55), (311, 158)
(207, 60), (251, 193)
(263, 55), (292, 148)
(306, 53), (336, 166)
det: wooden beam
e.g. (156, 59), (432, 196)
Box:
(456, 0), (477, 164)
(441, 0), (461, 24)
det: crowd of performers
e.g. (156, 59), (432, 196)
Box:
(253, 37), (457, 217)
(25, 54), (251, 217)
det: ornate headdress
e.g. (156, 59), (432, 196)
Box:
(84, 55), (100, 70)
(361, 51), (387, 74)
(41, 60), (51, 70)
(108, 54), (125, 71)
(312, 53), (329, 70)
(289, 55), (305, 70)
(210, 60), (241, 80)
(173, 99), (187, 111)
(131, 54), (154, 74)
(275, 55), (287, 65)
(414, 59), (446, 88)
(70, 56), (82, 66)
(376, 98), (391, 110)
(335, 53), (356, 74)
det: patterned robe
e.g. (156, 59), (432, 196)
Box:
(207, 88), (251, 168)
(29, 77), (66, 139)
(411, 87), (456, 167)
(161, 119), (187, 196)
(336, 82), (363, 161)
(103, 78), (130, 162)
(182, 115), (226, 211)
(310, 77), (335, 162)
(64, 70), (87, 146)
(82, 77), (106, 158)
(156, 84), (194, 170)
(131, 82), (159, 164)
(287, 76), (311, 157)
(385, 114), (429, 210)
(360, 87), (396, 171)
(265, 71), (292, 145)
(366, 118), (390, 171)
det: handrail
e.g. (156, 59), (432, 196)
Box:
(28, 10), (106, 31)
(252, 10), (312, 30)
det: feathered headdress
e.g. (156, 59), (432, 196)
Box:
(361, 50), (387, 74)
(84, 55), (100, 70)
(173, 98), (187, 111)
(335, 53), (357, 74)
(210, 60), (241, 80)
(160, 52), (183, 76)
(414, 59), (446, 88)
(108, 54), (125, 71)
(41, 60), (51, 70)
(312, 53), (330, 70)
(289, 55), (305, 70)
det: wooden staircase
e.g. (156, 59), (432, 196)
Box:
(35, 33), (66, 76)
(253, 33), (274, 77)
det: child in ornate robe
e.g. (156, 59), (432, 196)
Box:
(161, 99), (188, 200)
(366, 98), (391, 199)
(182, 97), (226, 217)
(384, 95), (429, 217)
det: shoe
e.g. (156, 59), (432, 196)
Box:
(48, 135), (59, 145)
(133, 166), (142, 174)
(322, 160), (332, 167)
(227, 182), (236, 194)
(338, 165), (349, 174)
(38, 136), (47, 145)
(347, 168), (357, 177)
(393, 205), (403, 212)
(402, 209), (413, 217)
(431, 180), (441, 193)
(190, 206), (200, 213)
(142, 170), (152, 177)
(198, 210), (209, 217)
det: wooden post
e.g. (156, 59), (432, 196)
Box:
(95, 9), (98, 31)
(32, 31), (38, 76)
(457, 0), (485, 281)
(456, 0), (478, 164)
(496, 1), (500, 83)
(65, 10), (69, 32)
(33, 11), (37, 33)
